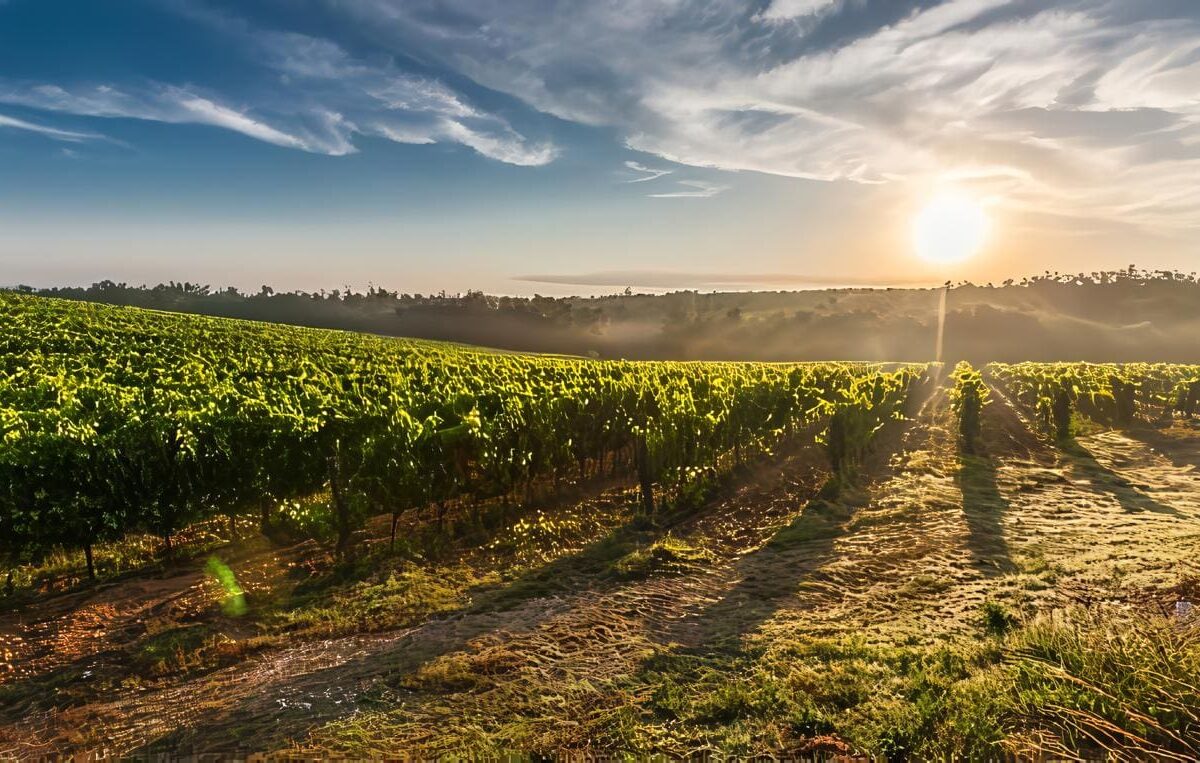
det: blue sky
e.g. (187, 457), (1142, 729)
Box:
(2, 0), (1199, 294)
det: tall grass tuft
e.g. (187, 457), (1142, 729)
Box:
(1000, 607), (1200, 760)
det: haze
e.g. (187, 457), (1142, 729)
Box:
(3, 0), (1200, 294)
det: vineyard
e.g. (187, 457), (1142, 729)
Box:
(0, 293), (918, 582)
(2, 294), (1200, 758)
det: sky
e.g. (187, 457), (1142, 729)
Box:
(2, 0), (1199, 295)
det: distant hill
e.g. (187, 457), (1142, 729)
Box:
(13, 268), (1200, 362)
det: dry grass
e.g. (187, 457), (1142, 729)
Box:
(4, 385), (1200, 758)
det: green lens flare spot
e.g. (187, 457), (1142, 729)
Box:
(205, 555), (247, 617)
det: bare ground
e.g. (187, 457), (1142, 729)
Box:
(2, 381), (1200, 757)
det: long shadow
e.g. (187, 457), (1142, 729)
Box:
(465, 514), (661, 612)
(955, 454), (1015, 576)
(122, 462), (790, 754)
(104, 398), (931, 754)
(667, 486), (855, 651)
(662, 385), (937, 653)
(122, 513), (668, 756)
(1125, 426), (1200, 473)
(1059, 439), (1179, 515)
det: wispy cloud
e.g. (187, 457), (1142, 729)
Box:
(0, 3), (559, 166)
(647, 180), (728, 198)
(0, 111), (101, 142)
(170, 91), (325, 152)
(755, 0), (842, 22)
(437, 119), (559, 166)
(255, 27), (558, 165)
(328, 0), (1200, 229)
(0, 83), (345, 154)
(149, 2), (558, 166)
(624, 160), (672, 183)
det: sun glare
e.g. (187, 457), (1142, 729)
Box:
(913, 192), (989, 264)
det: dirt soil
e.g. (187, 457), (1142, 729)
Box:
(2, 381), (1199, 757)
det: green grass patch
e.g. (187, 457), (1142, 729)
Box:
(273, 563), (468, 635)
(609, 535), (715, 580)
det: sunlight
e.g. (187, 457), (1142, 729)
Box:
(913, 192), (989, 264)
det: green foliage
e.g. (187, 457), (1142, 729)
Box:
(1173, 377), (1200, 417)
(0, 293), (925, 570)
(949, 362), (989, 454)
(991, 361), (1200, 436)
(820, 371), (917, 482)
(1109, 374), (1138, 426)
(980, 599), (1020, 636)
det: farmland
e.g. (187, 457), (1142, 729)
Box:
(1, 294), (1199, 758)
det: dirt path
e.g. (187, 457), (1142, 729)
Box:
(0, 543), (304, 691)
(157, 439), (832, 755)
(985, 382), (1200, 593)
(0, 479), (637, 756)
(0, 429), (837, 756)
(279, 388), (940, 755)
(748, 382), (1200, 652)
(290, 455), (837, 755)
(3, 427), (846, 757)
(293, 378), (1200, 755)
(6, 377), (1200, 757)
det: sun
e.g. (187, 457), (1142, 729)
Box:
(913, 192), (989, 264)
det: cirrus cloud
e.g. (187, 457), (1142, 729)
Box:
(0, 3), (559, 166)
(316, 0), (1200, 229)
(0, 111), (103, 142)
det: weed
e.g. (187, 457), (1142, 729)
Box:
(980, 599), (1021, 636)
(609, 535), (714, 580)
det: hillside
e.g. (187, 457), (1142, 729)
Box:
(2, 369), (1199, 757)
(19, 269), (1200, 362)
(1, 296), (1199, 758)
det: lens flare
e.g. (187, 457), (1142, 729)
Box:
(206, 555), (247, 616)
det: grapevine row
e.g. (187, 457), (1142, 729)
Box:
(0, 294), (923, 579)
(989, 362), (1200, 439)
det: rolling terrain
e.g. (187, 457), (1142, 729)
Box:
(1, 296), (1198, 758)
(2, 367), (1198, 754)
(23, 268), (1200, 362)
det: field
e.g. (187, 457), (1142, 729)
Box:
(2, 294), (1199, 758)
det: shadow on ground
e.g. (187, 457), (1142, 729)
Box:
(1059, 440), (1179, 515)
(956, 454), (1015, 575)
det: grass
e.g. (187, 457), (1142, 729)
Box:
(626, 635), (1009, 758)
(666, 605), (1199, 760)
(609, 534), (715, 579)
(271, 562), (470, 635)
(130, 623), (269, 678)
(416, 603), (1199, 760)
(1001, 607), (1200, 759)
(980, 599), (1022, 636)
(308, 626), (1014, 757)
(1, 517), (255, 603)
